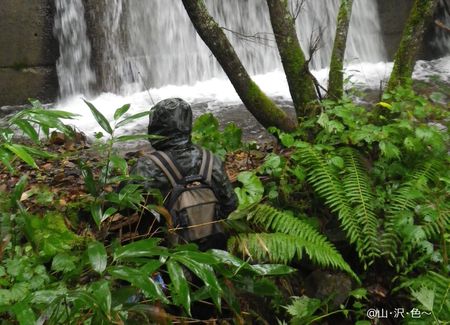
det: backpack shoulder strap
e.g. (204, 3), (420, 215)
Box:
(198, 148), (214, 185)
(148, 151), (183, 187)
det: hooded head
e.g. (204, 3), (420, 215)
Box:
(148, 98), (193, 150)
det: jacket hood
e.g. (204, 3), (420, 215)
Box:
(148, 98), (193, 150)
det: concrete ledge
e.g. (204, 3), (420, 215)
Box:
(0, 67), (58, 106)
(0, 0), (58, 68)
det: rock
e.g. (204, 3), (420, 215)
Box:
(304, 270), (353, 308)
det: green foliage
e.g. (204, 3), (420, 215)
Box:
(285, 295), (322, 324)
(234, 171), (264, 207)
(192, 113), (242, 159)
(398, 271), (450, 323)
(0, 99), (76, 171)
(228, 204), (357, 279)
(23, 211), (81, 258)
(82, 101), (154, 228)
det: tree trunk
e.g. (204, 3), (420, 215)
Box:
(328, 0), (354, 100)
(266, 0), (317, 118)
(181, 0), (297, 132)
(386, 0), (439, 91)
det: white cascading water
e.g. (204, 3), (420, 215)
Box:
(53, 0), (96, 97)
(52, 0), (449, 139)
(96, 0), (386, 91)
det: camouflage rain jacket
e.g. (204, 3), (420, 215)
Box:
(130, 98), (238, 223)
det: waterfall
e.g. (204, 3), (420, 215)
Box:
(53, 0), (95, 97)
(104, 0), (386, 91)
(54, 0), (386, 96)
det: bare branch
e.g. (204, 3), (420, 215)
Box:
(290, 0), (307, 21)
(220, 27), (278, 48)
(435, 19), (450, 32)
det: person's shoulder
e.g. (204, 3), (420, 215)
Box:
(130, 153), (159, 176)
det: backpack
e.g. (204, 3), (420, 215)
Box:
(148, 148), (223, 244)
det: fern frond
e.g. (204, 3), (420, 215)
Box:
(421, 205), (450, 240)
(298, 146), (373, 264)
(228, 233), (358, 280)
(341, 148), (380, 261)
(401, 271), (450, 319)
(381, 159), (445, 264)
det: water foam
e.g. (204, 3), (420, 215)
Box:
(54, 57), (449, 138)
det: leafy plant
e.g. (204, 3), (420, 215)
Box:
(228, 204), (357, 280)
(192, 113), (242, 159)
(82, 101), (156, 228)
(0, 99), (77, 171)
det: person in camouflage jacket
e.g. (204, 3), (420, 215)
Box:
(130, 98), (237, 250)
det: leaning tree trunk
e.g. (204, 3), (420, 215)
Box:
(328, 0), (354, 100)
(266, 0), (317, 118)
(181, 0), (297, 132)
(386, 0), (439, 91)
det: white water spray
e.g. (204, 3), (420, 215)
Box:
(53, 0), (95, 97)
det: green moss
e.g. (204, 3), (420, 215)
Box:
(387, 0), (437, 91)
(247, 81), (297, 131)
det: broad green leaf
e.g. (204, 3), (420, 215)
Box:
(110, 155), (128, 176)
(115, 134), (163, 143)
(29, 109), (78, 119)
(167, 259), (191, 315)
(279, 133), (295, 147)
(5, 144), (37, 168)
(22, 146), (55, 159)
(113, 104), (130, 121)
(172, 250), (219, 265)
(84, 100), (113, 135)
(101, 207), (117, 224)
(80, 163), (98, 196)
(329, 156), (344, 169)
(108, 266), (168, 303)
(235, 171), (263, 207)
(113, 238), (163, 261)
(116, 111), (150, 128)
(90, 202), (102, 228)
(377, 101), (392, 109)
(0, 147), (13, 172)
(251, 264), (296, 276)
(209, 249), (247, 269)
(13, 120), (39, 143)
(11, 175), (28, 207)
(141, 260), (163, 275)
(172, 255), (222, 311)
(88, 241), (107, 274)
(12, 302), (36, 325)
(51, 253), (77, 273)
(90, 280), (112, 316)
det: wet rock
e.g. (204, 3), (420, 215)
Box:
(304, 270), (353, 308)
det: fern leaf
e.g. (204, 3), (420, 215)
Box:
(228, 232), (358, 281)
(341, 148), (380, 261)
(381, 159), (444, 265)
(401, 271), (450, 320)
(298, 146), (366, 262)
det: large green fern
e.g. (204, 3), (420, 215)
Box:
(227, 204), (358, 280)
(297, 145), (380, 266)
(399, 271), (450, 321)
(381, 160), (444, 265)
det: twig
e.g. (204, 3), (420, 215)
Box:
(435, 19), (450, 33)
